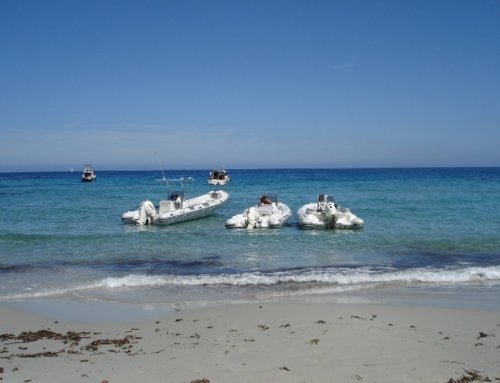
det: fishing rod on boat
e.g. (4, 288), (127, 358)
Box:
(156, 157), (167, 183)
(155, 157), (194, 188)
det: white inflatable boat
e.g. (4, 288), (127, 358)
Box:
(297, 194), (364, 229)
(122, 178), (229, 225)
(225, 194), (292, 229)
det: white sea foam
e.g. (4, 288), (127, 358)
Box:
(95, 265), (500, 288)
(2, 265), (500, 301)
(74, 266), (500, 290)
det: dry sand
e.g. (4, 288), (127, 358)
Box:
(1, 302), (499, 382)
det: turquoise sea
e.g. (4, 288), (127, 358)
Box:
(1, 168), (500, 314)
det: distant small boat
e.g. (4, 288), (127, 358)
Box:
(208, 168), (230, 186)
(225, 194), (292, 229)
(297, 194), (364, 229)
(81, 165), (96, 182)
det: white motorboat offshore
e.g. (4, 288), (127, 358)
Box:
(81, 165), (96, 182)
(297, 194), (364, 230)
(121, 178), (229, 225)
(208, 168), (230, 185)
(225, 194), (292, 229)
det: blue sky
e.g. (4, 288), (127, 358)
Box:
(1, 0), (499, 171)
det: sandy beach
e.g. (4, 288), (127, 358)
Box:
(1, 301), (499, 383)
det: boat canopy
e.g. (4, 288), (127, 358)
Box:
(211, 169), (228, 179)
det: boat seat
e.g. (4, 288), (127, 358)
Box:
(159, 200), (174, 213)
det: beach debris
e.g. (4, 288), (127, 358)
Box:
(315, 320), (326, 324)
(190, 333), (201, 339)
(257, 324), (269, 331)
(306, 338), (320, 345)
(1, 330), (89, 346)
(446, 369), (492, 382)
(350, 315), (366, 320)
(83, 335), (140, 352)
(477, 331), (493, 340)
(1, 329), (142, 360)
(280, 366), (290, 371)
(191, 378), (209, 383)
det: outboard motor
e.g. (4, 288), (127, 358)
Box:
(138, 200), (156, 225)
(247, 207), (258, 229)
(324, 201), (337, 229)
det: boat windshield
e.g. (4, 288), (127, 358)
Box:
(169, 191), (185, 201)
(318, 194), (335, 203)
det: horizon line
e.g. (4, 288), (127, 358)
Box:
(1, 165), (500, 174)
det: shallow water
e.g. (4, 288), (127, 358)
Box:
(1, 168), (499, 309)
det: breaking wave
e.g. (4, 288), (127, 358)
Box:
(3, 264), (500, 300)
(99, 264), (500, 287)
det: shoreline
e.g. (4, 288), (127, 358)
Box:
(4, 281), (500, 324)
(2, 299), (499, 383)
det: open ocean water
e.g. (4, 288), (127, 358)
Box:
(1, 168), (500, 313)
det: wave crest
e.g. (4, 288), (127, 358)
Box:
(98, 265), (500, 288)
(3, 265), (500, 301)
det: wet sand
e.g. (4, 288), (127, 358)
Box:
(1, 302), (499, 382)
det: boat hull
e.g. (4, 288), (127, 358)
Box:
(156, 202), (224, 225)
(208, 179), (228, 186)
